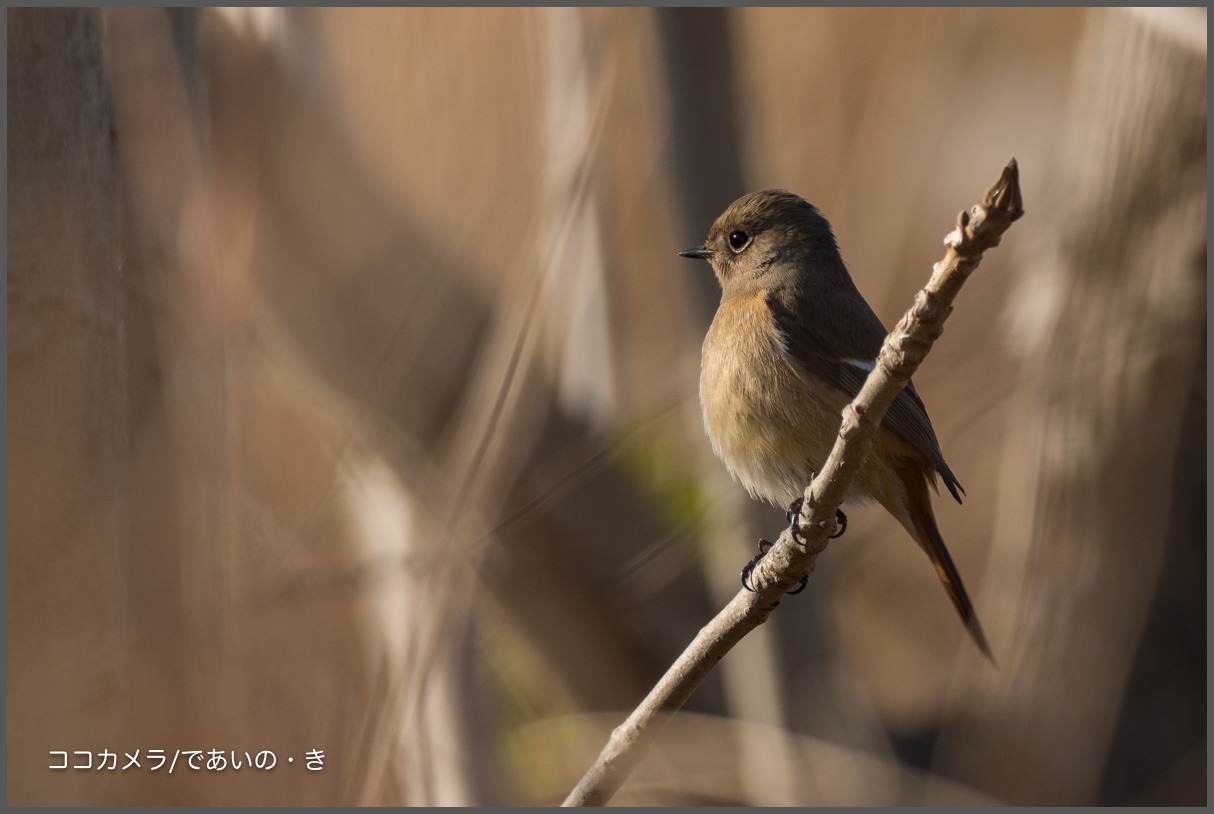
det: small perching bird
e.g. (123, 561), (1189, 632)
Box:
(682, 189), (992, 660)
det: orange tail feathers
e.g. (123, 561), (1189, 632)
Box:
(897, 464), (994, 662)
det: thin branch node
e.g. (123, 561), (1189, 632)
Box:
(840, 404), (866, 438)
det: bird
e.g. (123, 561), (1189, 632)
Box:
(680, 189), (991, 659)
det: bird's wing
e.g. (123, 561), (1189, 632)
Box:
(765, 289), (964, 502)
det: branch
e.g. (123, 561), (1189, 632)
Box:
(562, 159), (1024, 807)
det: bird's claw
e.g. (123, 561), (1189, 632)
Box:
(785, 497), (805, 526)
(740, 538), (809, 595)
(831, 508), (848, 539)
(786, 497), (805, 544)
(740, 538), (773, 592)
(787, 497), (846, 542)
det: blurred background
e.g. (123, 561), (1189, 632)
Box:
(8, 7), (1205, 806)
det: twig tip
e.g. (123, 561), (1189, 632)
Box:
(985, 159), (1025, 222)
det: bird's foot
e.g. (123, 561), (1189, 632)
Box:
(740, 538), (808, 595)
(786, 497), (846, 541)
(785, 497), (805, 527)
(831, 508), (848, 539)
(740, 539), (772, 592)
(785, 497), (805, 544)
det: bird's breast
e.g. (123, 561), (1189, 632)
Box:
(700, 291), (848, 506)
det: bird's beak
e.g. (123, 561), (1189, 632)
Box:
(678, 246), (714, 260)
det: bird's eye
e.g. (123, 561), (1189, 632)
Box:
(728, 230), (750, 252)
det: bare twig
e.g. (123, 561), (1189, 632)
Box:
(562, 159), (1024, 807)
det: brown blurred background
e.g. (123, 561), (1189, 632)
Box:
(8, 7), (1205, 806)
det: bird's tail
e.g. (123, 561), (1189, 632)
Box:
(896, 463), (994, 662)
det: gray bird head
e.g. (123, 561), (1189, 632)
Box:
(679, 189), (844, 294)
